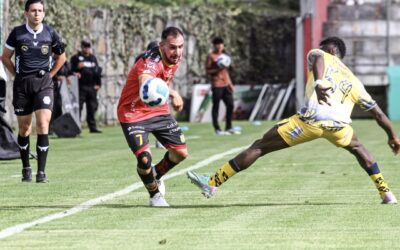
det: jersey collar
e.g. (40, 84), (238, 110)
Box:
(25, 23), (44, 39)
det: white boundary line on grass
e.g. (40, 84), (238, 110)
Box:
(0, 146), (247, 240)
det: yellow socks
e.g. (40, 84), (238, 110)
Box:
(209, 162), (237, 187)
(366, 163), (390, 198)
(370, 173), (390, 198)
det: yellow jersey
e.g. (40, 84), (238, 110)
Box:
(298, 49), (376, 129)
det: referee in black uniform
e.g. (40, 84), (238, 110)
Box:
(2, 0), (66, 183)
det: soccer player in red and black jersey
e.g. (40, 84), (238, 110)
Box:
(117, 27), (188, 207)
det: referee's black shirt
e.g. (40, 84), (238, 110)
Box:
(5, 23), (64, 76)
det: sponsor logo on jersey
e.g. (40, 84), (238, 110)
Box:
(41, 45), (49, 55)
(144, 62), (156, 69)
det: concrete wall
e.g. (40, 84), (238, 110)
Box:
(323, 0), (400, 117)
(2, 3), (296, 127)
(324, 2), (400, 86)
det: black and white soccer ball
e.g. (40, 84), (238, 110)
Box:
(216, 53), (231, 68)
(139, 78), (169, 107)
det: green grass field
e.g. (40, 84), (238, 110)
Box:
(1, 120), (399, 249)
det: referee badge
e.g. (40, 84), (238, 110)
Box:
(41, 45), (49, 55)
(21, 45), (28, 52)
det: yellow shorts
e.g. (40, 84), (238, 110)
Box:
(276, 114), (353, 147)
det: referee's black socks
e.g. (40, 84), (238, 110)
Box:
(36, 134), (49, 173)
(17, 135), (30, 168)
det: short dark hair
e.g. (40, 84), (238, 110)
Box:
(161, 27), (184, 41)
(81, 40), (91, 48)
(25, 0), (44, 11)
(319, 36), (346, 59)
(212, 37), (224, 45)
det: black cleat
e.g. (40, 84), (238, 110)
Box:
(90, 129), (102, 133)
(36, 171), (49, 183)
(21, 167), (32, 182)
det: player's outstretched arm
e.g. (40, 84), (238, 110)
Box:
(169, 89), (183, 112)
(369, 105), (400, 155)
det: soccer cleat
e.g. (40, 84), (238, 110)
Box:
(225, 128), (241, 135)
(152, 166), (166, 196)
(215, 129), (226, 136)
(21, 167), (32, 182)
(36, 171), (48, 183)
(381, 191), (397, 204)
(186, 171), (218, 198)
(149, 192), (170, 207)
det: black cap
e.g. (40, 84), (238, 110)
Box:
(81, 40), (91, 48)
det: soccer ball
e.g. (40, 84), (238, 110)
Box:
(216, 53), (231, 68)
(139, 78), (169, 107)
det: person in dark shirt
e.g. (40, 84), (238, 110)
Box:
(1, 0), (66, 183)
(70, 40), (102, 133)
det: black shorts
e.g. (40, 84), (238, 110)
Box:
(121, 115), (187, 156)
(13, 73), (54, 116)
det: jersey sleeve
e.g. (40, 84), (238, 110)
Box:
(354, 78), (377, 111)
(5, 28), (17, 50)
(306, 49), (325, 71)
(51, 28), (65, 55)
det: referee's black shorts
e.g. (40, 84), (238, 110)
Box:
(13, 73), (54, 116)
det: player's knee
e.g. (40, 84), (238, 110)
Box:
(170, 149), (188, 162)
(18, 124), (32, 136)
(136, 151), (152, 170)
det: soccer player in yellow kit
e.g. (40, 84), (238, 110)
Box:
(187, 37), (400, 204)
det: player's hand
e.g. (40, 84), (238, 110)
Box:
(228, 84), (235, 93)
(74, 72), (81, 79)
(170, 91), (183, 112)
(388, 137), (400, 155)
(94, 85), (101, 91)
(315, 84), (332, 106)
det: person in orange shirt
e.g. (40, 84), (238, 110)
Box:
(206, 37), (238, 135)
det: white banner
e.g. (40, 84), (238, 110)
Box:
(59, 75), (80, 127)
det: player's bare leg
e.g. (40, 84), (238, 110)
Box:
(233, 126), (290, 170)
(187, 126), (290, 197)
(153, 148), (188, 196)
(345, 133), (397, 204)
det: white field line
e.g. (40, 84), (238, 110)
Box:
(0, 146), (247, 240)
